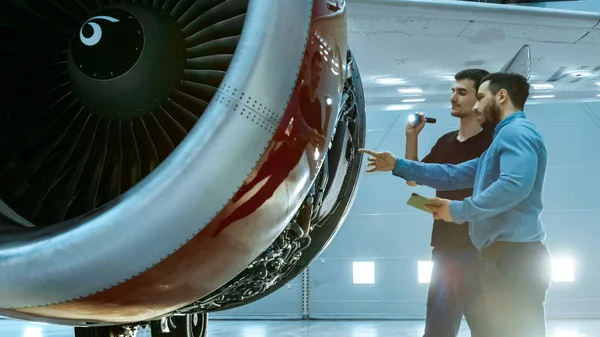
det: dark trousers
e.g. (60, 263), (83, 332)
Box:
(424, 248), (487, 337)
(479, 241), (553, 337)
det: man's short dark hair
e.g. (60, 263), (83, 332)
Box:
(454, 69), (490, 91)
(481, 72), (530, 110)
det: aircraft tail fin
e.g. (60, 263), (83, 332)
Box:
(499, 44), (532, 80)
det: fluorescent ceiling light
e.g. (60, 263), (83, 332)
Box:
(552, 258), (574, 282)
(398, 87), (422, 94)
(24, 327), (43, 337)
(402, 98), (425, 103)
(353, 261), (375, 284)
(375, 77), (404, 85)
(384, 104), (412, 111)
(531, 95), (554, 99)
(418, 261), (433, 284)
(531, 83), (554, 90)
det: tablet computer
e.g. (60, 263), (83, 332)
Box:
(406, 193), (442, 213)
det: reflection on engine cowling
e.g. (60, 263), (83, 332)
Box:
(183, 0), (366, 314)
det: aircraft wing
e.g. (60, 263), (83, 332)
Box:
(346, 0), (600, 105)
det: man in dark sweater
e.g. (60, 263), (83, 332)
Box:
(404, 69), (493, 337)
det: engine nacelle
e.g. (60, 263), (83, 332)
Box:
(0, 0), (366, 331)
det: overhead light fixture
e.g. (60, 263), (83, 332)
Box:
(24, 327), (43, 337)
(384, 104), (412, 111)
(531, 83), (554, 90)
(402, 98), (425, 103)
(552, 258), (575, 282)
(531, 95), (554, 99)
(374, 76), (404, 85)
(418, 261), (433, 284)
(353, 261), (375, 284)
(398, 87), (422, 94)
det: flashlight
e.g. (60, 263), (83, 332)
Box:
(408, 114), (436, 126)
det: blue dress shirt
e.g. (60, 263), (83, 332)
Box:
(392, 112), (547, 250)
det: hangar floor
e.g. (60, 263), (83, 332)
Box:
(2, 318), (600, 336)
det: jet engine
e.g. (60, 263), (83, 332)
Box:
(0, 0), (366, 336)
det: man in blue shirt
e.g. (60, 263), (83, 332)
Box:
(359, 72), (552, 337)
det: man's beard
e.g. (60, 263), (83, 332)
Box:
(480, 101), (502, 130)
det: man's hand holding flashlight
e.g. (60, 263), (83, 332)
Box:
(405, 112), (427, 137)
(405, 112), (427, 186)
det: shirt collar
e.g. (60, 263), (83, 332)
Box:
(494, 111), (525, 137)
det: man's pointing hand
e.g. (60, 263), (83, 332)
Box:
(358, 149), (397, 173)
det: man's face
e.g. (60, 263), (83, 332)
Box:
(473, 81), (502, 130)
(450, 79), (478, 118)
